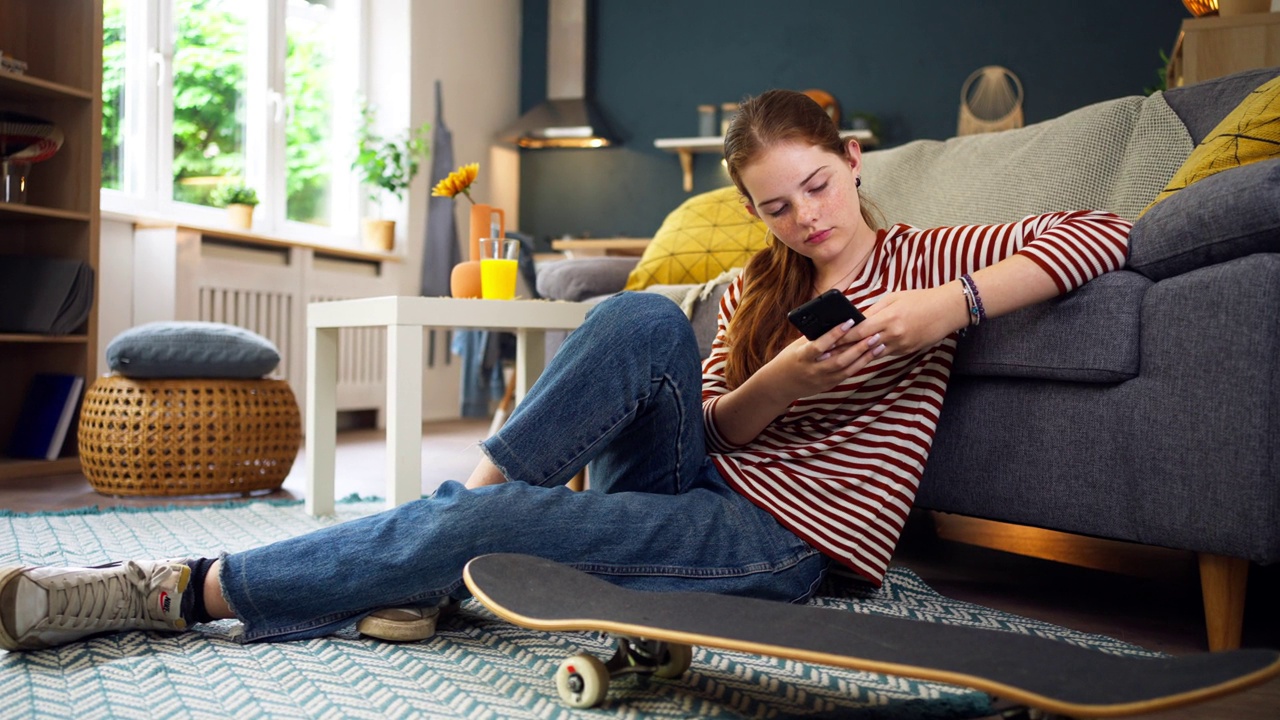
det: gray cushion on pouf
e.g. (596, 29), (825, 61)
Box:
(1128, 158), (1280, 282)
(107, 321), (280, 378)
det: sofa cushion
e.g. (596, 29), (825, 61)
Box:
(1143, 74), (1280, 214)
(861, 91), (1191, 228)
(106, 321), (280, 379)
(536, 257), (639, 302)
(952, 270), (1151, 383)
(1162, 66), (1280, 145)
(688, 281), (730, 357)
(624, 185), (768, 290)
(1127, 158), (1280, 282)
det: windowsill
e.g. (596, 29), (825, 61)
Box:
(102, 209), (402, 263)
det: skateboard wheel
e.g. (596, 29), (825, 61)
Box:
(654, 643), (692, 678)
(555, 654), (609, 708)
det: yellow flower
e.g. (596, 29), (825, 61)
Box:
(432, 162), (479, 204)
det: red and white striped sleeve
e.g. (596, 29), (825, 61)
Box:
(891, 210), (1131, 293)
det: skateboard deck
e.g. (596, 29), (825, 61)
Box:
(463, 553), (1280, 717)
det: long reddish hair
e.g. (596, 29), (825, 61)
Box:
(722, 89), (881, 389)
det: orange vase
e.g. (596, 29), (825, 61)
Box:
(450, 203), (506, 298)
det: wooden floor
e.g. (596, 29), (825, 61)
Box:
(5, 418), (1278, 719)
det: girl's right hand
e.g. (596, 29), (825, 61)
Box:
(762, 319), (885, 400)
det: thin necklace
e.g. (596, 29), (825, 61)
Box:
(814, 241), (875, 295)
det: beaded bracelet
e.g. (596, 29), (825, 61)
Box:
(957, 284), (974, 337)
(960, 273), (986, 326)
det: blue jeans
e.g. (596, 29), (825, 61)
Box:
(220, 293), (827, 642)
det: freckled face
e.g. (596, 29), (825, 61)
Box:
(739, 140), (870, 268)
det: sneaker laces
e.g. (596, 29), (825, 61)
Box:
(45, 561), (171, 632)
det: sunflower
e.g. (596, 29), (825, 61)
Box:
(431, 162), (479, 204)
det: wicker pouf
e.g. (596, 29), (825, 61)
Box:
(78, 375), (301, 497)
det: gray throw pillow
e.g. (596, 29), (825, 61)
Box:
(1127, 158), (1280, 282)
(536, 257), (639, 302)
(106, 321), (280, 379)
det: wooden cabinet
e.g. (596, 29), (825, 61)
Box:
(0, 0), (102, 480)
(1170, 12), (1280, 87)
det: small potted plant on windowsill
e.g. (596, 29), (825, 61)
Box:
(352, 102), (430, 252)
(214, 184), (260, 230)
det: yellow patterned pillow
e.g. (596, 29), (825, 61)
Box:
(624, 186), (769, 290)
(1141, 74), (1280, 216)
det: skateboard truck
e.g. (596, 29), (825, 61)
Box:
(555, 636), (693, 708)
(555, 637), (1063, 716)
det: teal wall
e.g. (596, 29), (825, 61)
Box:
(517, 0), (1188, 240)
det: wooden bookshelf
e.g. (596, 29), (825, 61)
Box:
(0, 0), (102, 482)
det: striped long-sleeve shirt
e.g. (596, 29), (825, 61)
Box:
(701, 211), (1132, 584)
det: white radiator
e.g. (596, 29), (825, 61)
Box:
(198, 286), (296, 375)
(132, 226), (412, 422)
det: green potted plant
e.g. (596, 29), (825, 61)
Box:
(214, 183), (260, 230)
(352, 102), (430, 251)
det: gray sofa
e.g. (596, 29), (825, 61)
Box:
(536, 67), (1280, 650)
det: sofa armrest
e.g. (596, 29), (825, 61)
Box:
(921, 252), (1280, 563)
(536, 257), (639, 302)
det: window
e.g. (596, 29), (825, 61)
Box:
(102, 0), (127, 191)
(170, 0), (250, 207)
(102, 0), (362, 243)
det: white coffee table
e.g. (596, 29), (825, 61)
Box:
(305, 296), (590, 516)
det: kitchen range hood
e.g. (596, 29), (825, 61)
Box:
(499, 0), (616, 149)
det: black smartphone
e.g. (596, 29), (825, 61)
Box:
(787, 289), (866, 341)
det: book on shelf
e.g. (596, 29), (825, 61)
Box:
(7, 373), (84, 461)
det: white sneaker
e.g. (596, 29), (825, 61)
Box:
(357, 606), (440, 642)
(0, 560), (191, 651)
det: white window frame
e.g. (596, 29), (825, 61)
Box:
(102, 0), (365, 247)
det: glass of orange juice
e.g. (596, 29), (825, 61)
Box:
(479, 238), (520, 300)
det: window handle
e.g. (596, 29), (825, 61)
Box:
(267, 90), (286, 124)
(148, 49), (169, 89)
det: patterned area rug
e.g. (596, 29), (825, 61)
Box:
(0, 498), (1157, 719)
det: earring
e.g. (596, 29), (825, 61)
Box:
(856, 176), (862, 188)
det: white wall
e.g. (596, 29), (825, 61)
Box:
(401, 0), (523, 298)
(366, 0), (523, 297)
(98, 218), (137, 363)
(399, 0), (523, 418)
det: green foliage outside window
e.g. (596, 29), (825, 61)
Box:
(285, 13), (333, 226)
(101, 0), (336, 224)
(102, 0), (125, 190)
(171, 0), (247, 208)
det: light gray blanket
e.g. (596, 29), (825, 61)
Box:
(860, 91), (1193, 228)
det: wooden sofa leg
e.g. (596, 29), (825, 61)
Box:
(1198, 553), (1248, 651)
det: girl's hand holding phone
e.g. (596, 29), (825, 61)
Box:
(748, 291), (883, 400)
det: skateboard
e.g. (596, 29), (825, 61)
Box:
(462, 553), (1280, 717)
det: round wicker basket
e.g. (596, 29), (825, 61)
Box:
(78, 375), (301, 497)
